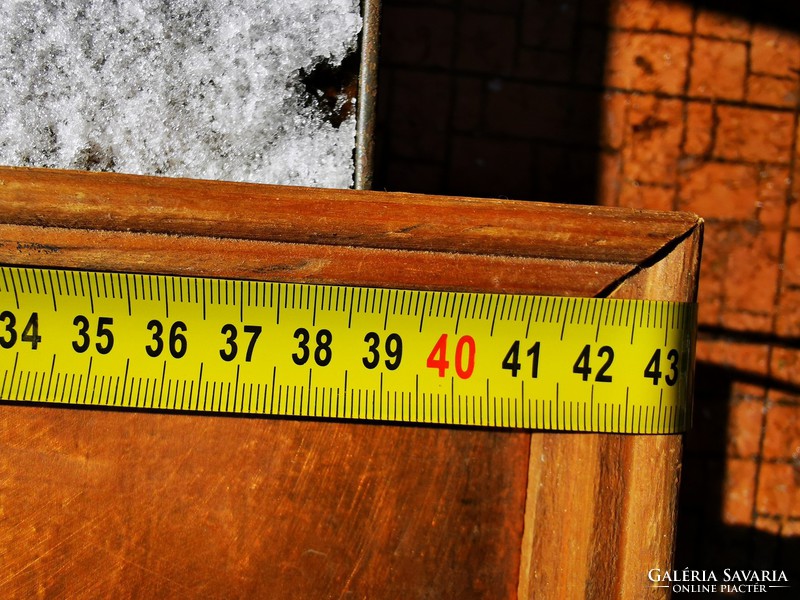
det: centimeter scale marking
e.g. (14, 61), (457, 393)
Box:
(0, 266), (696, 433)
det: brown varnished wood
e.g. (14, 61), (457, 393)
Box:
(1, 410), (530, 598)
(518, 224), (702, 599)
(0, 166), (698, 263)
(0, 167), (702, 598)
(0, 225), (632, 298)
(607, 222), (702, 600)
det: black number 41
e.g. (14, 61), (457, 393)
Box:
(501, 340), (540, 378)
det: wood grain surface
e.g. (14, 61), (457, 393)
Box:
(0, 167), (702, 598)
(518, 224), (702, 599)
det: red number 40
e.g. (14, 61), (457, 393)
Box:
(427, 334), (476, 379)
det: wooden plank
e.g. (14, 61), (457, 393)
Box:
(0, 167), (702, 598)
(0, 224), (632, 298)
(0, 166), (698, 263)
(518, 225), (702, 599)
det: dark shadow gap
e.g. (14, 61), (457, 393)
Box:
(690, 0), (800, 33)
(675, 361), (799, 598)
(373, 0), (610, 203)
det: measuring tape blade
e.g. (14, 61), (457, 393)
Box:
(0, 266), (696, 433)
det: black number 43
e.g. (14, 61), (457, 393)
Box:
(643, 348), (680, 386)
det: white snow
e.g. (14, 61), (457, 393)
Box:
(0, 0), (361, 188)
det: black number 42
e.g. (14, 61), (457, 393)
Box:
(572, 344), (614, 382)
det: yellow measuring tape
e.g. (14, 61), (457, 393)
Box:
(0, 265), (696, 433)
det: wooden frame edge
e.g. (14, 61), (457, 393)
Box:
(518, 222), (703, 599)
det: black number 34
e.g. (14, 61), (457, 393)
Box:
(0, 311), (41, 350)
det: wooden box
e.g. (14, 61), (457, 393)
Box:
(0, 167), (701, 598)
